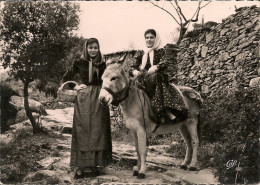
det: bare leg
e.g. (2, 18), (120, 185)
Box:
(179, 124), (192, 170)
(136, 128), (147, 179)
(186, 118), (199, 170)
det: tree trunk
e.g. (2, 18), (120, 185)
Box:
(176, 27), (188, 45)
(23, 82), (42, 133)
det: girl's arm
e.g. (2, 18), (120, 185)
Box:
(62, 60), (79, 82)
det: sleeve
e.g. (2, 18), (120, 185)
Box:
(156, 48), (168, 72)
(129, 50), (143, 76)
(62, 60), (79, 82)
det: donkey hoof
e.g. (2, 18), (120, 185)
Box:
(180, 165), (188, 170)
(133, 171), (138, 176)
(189, 166), (197, 171)
(137, 173), (145, 179)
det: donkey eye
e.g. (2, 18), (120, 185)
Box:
(111, 76), (118, 81)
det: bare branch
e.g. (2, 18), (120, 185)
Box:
(169, 1), (182, 24)
(174, 0), (187, 22)
(191, 9), (200, 22)
(191, 0), (211, 22)
(149, 1), (180, 25)
(201, 0), (212, 9)
(191, 0), (202, 22)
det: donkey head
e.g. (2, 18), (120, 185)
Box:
(99, 54), (129, 106)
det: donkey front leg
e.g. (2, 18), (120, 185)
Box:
(186, 118), (199, 171)
(132, 131), (140, 176)
(136, 128), (147, 179)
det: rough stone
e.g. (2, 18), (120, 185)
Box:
(189, 42), (198, 48)
(227, 39), (239, 50)
(235, 53), (246, 62)
(249, 77), (260, 88)
(220, 28), (229, 37)
(206, 32), (214, 43)
(254, 45), (260, 58)
(201, 46), (208, 58)
(10, 96), (46, 114)
(36, 157), (61, 169)
(238, 41), (253, 49)
(219, 52), (230, 62)
(24, 170), (62, 184)
(230, 50), (241, 57)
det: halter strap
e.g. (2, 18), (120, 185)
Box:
(102, 85), (130, 106)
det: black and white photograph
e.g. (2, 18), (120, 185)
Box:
(0, 0), (259, 184)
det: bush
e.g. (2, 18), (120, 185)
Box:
(200, 87), (259, 184)
(110, 106), (132, 142)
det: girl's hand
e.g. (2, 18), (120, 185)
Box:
(148, 65), (158, 74)
(74, 84), (87, 91)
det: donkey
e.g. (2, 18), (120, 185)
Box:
(99, 61), (202, 179)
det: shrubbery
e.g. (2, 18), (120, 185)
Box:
(200, 87), (259, 184)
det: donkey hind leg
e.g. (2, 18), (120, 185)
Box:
(186, 118), (199, 171)
(136, 128), (147, 179)
(179, 124), (192, 170)
(132, 131), (140, 176)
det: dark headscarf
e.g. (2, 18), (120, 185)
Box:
(80, 38), (104, 83)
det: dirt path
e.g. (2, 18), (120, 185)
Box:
(24, 107), (219, 184)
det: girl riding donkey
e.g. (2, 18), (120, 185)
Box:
(130, 29), (188, 125)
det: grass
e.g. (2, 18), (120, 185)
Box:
(0, 128), (66, 184)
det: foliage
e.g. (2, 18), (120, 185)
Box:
(200, 87), (259, 184)
(110, 106), (132, 142)
(0, 1), (80, 85)
(0, 1), (80, 132)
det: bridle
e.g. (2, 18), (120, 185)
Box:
(102, 84), (130, 106)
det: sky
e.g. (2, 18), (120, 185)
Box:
(75, 1), (259, 54)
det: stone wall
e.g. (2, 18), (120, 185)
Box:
(105, 6), (259, 96)
(175, 5), (259, 95)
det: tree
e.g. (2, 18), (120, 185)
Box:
(0, 1), (80, 133)
(35, 35), (86, 98)
(149, 0), (211, 45)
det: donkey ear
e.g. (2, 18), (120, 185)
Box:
(118, 53), (127, 63)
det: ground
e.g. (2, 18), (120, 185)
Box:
(0, 107), (219, 184)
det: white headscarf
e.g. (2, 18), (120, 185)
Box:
(140, 31), (161, 70)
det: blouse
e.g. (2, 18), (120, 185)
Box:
(62, 58), (106, 85)
(130, 48), (168, 75)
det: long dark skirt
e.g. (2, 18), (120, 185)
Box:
(70, 85), (112, 168)
(143, 72), (188, 122)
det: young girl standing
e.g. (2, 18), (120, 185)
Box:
(62, 38), (112, 178)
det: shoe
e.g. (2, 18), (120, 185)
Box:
(74, 168), (85, 179)
(166, 110), (176, 120)
(96, 166), (106, 176)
